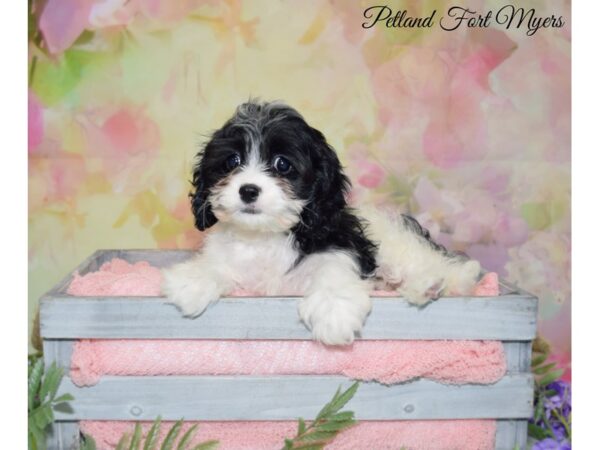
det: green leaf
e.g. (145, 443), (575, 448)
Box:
(116, 432), (131, 450)
(283, 382), (359, 449)
(81, 434), (98, 450)
(324, 382), (359, 416)
(191, 441), (219, 450)
(531, 353), (548, 367)
(296, 431), (336, 442)
(143, 416), (162, 450)
(528, 423), (551, 440)
(533, 362), (557, 375)
(176, 424), (198, 450)
(40, 364), (63, 403)
(315, 385), (341, 420)
(314, 419), (356, 432)
(329, 411), (354, 422)
(297, 418), (306, 435)
(52, 393), (75, 405)
(31, 403), (55, 429)
(160, 420), (184, 450)
(534, 392), (545, 422)
(28, 358), (44, 411)
(129, 423), (143, 450)
(28, 418), (46, 450)
(538, 369), (564, 387)
(291, 444), (323, 450)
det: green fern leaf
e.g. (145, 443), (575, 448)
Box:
(315, 385), (341, 420)
(129, 423), (143, 450)
(52, 393), (75, 405)
(291, 444), (323, 450)
(324, 381), (359, 416)
(31, 403), (54, 429)
(143, 416), (162, 450)
(116, 432), (131, 450)
(28, 357), (44, 411)
(329, 411), (354, 422)
(296, 431), (336, 442)
(28, 418), (46, 450)
(81, 434), (98, 450)
(39, 363), (63, 403)
(190, 440), (219, 450)
(531, 353), (547, 367)
(160, 419), (184, 450)
(176, 424), (198, 450)
(314, 419), (356, 432)
(297, 418), (306, 435)
(533, 362), (557, 375)
(538, 369), (564, 387)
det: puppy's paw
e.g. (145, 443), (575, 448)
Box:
(298, 293), (371, 346)
(161, 266), (221, 317)
(444, 259), (482, 295)
(401, 278), (445, 306)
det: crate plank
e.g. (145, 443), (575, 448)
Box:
(53, 374), (533, 421)
(46, 422), (80, 450)
(495, 420), (528, 450)
(41, 295), (537, 340)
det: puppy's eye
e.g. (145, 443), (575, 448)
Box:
(224, 153), (241, 171)
(273, 156), (292, 175)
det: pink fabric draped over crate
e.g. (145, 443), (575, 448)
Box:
(80, 420), (497, 450)
(68, 259), (503, 450)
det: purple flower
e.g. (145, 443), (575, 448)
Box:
(530, 380), (571, 446)
(546, 381), (571, 417)
(532, 437), (571, 450)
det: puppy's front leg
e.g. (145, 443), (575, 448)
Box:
(295, 251), (372, 346)
(161, 254), (232, 317)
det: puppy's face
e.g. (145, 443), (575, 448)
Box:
(191, 102), (348, 233)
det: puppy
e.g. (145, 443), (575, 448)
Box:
(162, 101), (480, 345)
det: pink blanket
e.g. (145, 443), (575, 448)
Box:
(81, 420), (497, 450)
(68, 258), (503, 450)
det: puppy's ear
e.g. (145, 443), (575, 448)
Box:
(190, 152), (218, 231)
(298, 128), (350, 232)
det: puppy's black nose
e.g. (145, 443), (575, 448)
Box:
(239, 184), (261, 203)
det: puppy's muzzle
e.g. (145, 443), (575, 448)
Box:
(239, 184), (261, 203)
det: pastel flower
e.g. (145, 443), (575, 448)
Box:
(99, 108), (160, 157)
(39, 0), (94, 54)
(28, 92), (44, 153)
(88, 0), (136, 28)
(357, 161), (386, 189)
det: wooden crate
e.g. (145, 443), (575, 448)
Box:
(40, 250), (537, 450)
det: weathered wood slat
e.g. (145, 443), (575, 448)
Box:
(46, 422), (80, 450)
(54, 374), (533, 421)
(503, 341), (533, 374)
(495, 420), (529, 450)
(41, 295), (537, 340)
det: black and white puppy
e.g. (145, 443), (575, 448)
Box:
(162, 101), (481, 345)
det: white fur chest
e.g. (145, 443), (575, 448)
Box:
(202, 225), (299, 294)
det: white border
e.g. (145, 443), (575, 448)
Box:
(1, 0), (27, 447)
(572, 0), (598, 447)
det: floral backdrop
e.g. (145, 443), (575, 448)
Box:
(28, 0), (571, 376)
